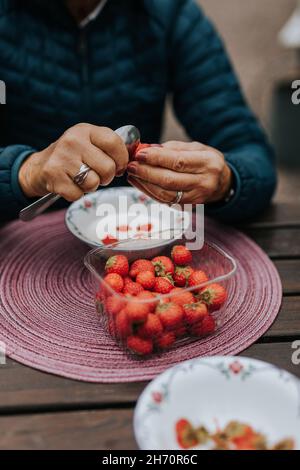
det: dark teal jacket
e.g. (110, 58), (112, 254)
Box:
(0, 0), (276, 222)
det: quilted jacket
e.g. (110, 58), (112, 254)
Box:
(0, 0), (276, 222)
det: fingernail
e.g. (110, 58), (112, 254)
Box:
(116, 169), (125, 177)
(135, 152), (147, 162)
(127, 163), (138, 174)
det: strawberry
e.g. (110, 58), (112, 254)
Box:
(200, 283), (227, 311)
(132, 143), (151, 161)
(188, 270), (209, 293)
(137, 223), (152, 232)
(156, 302), (183, 330)
(183, 302), (208, 325)
(136, 270), (155, 290)
(136, 291), (158, 312)
(158, 296), (171, 305)
(127, 335), (153, 355)
(176, 419), (198, 449)
(114, 309), (132, 339)
(153, 277), (174, 295)
(173, 266), (194, 287)
(129, 259), (155, 279)
(156, 332), (176, 350)
(102, 234), (119, 245)
(105, 255), (129, 277)
(171, 245), (192, 265)
(174, 325), (188, 338)
(105, 295), (127, 316)
(103, 273), (124, 293)
(152, 256), (174, 277)
(123, 277), (144, 296)
(191, 314), (216, 337)
(125, 300), (149, 324)
(137, 313), (163, 339)
(170, 287), (195, 306)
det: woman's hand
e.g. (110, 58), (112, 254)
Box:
(18, 124), (128, 200)
(127, 141), (232, 205)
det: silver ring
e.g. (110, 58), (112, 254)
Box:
(73, 164), (90, 186)
(172, 191), (183, 205)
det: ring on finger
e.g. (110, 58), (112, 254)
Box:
(73, 164), (90, 186)
(171, 191), (184, 205)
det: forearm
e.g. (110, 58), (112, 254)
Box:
(0, 145), (35, 222)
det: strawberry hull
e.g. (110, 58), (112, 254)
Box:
(85, 237), (237, 358)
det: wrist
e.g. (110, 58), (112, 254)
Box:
(219, 163), (233, 201)
(18, 152), (43, 198)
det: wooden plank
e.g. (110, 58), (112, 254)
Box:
(275, 259), (300, 294)
(0, 408), (136, 450)
(0, 342), (298, 450)
(240, 203), (300, 228)
(240, 341), (300, 378)
(263, 296), (300, 338)
(245, 227), (300, 259)
(0, 359), (146, 412)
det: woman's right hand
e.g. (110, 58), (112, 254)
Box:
(18, 123), (129, 200)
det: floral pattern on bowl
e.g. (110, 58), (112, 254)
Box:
(134, 356), (300, 450)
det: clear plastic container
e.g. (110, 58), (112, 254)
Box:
(84, 233), (237, 357)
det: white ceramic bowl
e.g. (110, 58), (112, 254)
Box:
(134, 356), (300, 450)
(65, 187), (191, 249)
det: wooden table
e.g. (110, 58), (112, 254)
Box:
(0, 202), (299, 450)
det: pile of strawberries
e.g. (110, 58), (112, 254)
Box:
(96, 245), (228, 356)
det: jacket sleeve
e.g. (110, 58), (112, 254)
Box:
(0, 145), (36, 222)
(169, 0), (277, 222)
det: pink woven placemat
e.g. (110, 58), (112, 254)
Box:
(0, 210), (282, 383)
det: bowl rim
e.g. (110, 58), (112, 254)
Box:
(84, 236), (237, 303)
(133, 355), (300, 450)
(65, 186), (190, 249)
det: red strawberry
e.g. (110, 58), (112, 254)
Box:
(153, 277), (174, 295)
(105, 295), (127, 316)
(200, 283), (227, 311)
(114, 309), (132, 339)
(156, 302), (183, 330)
(129, 259), (155, 279)
(105, 255), (129, 277)
(123, 277), (144, 296)
(191, 314), (216, 337)
(171, 245), (192, 265)
(188, 270), (209, 293)
(176, 419), (198, 449)
(136, 291), (158, 312)
(183, 302), (208, 325)
(137, 223), (152, 232)
(174, 325), (188, 338)
(132, 143), (151, 161)
(102, 235), (119, 245)
(127, 335), (153, 355)
(125, 300), (149, 324)
(173, 266), (194, 287)
(158, 296), (171, 305)
(152, 256), (175, 277)
(103, 273), (124, 293)
(137, 313), (163, 339)
(156, 332), (176, 350)
(170, 287), (195, 306)
(136, 270), (155, 290)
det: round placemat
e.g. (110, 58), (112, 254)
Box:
(0, 210), (282, 382)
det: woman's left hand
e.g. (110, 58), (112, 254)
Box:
(127, 141), (232, 205)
